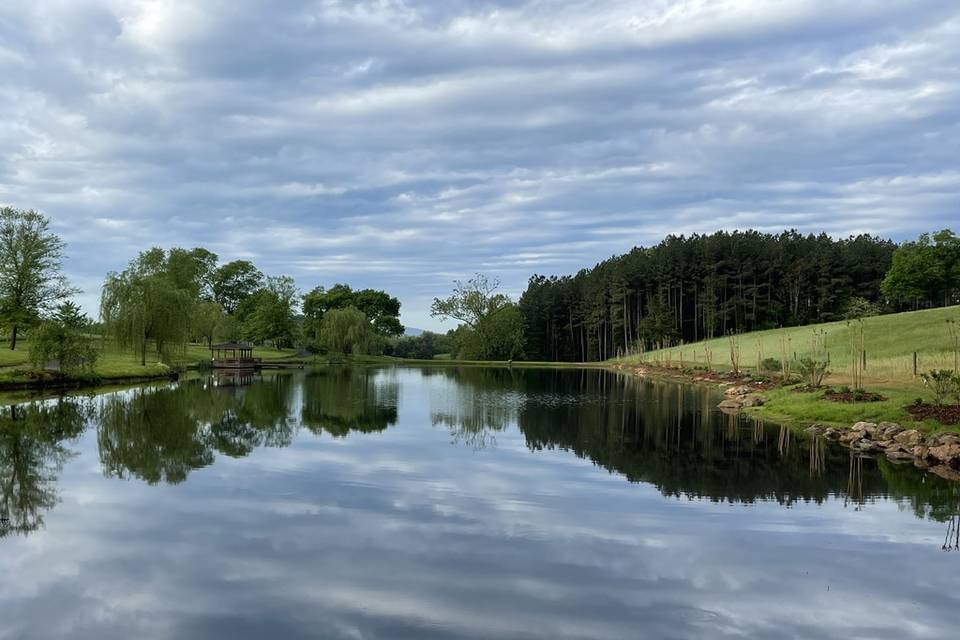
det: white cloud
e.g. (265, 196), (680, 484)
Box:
(0, 0), (957, 328)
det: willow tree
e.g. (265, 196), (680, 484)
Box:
(320, 307), (375, 354)
(0, 207), (74, 350)
(100, 253), (194, 366)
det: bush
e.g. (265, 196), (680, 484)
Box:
(761, 357), (782, 373)
(797, 357), (829, 388)
(29, 321), (97, 375)
(920, 370), (960, 406)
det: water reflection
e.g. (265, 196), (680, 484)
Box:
(2, 367), (958, 537)
(0, 400), (88, 537)
(1, 366), (959, 638)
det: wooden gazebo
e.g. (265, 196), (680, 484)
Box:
(210, 341), (262, 370)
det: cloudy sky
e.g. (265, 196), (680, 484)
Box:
(1, 1), (958, 330)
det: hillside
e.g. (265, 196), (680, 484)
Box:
(612, 306), (960, 429)
(614, 306), (959, 385)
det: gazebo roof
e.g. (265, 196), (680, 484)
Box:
(210, 341), (254, 350)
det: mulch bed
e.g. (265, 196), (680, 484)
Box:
(907, 404), (960, 425)
(822, 390), (887, 403)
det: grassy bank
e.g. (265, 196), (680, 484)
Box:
(0, 340), (303, 390)
(614, 306), (960, 384)
(612, 306), (960, 431)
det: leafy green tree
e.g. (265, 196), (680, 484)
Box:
(241, 276), (299, 348)
(100, 249), (195, 365)
(882, 233), (947, 306)
(320, 307), (376, 354)
(192, 300), (228, 348)
(212, 260), (264, 314)
(166, 247), (218, 299)
(0, 207), (74, 350)
(432, 274), (521, 359)
(390, 331), (453, 359)
(28, 301), (97, 374)
(303, 284), (403, 338)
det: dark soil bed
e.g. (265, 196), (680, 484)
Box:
(906, 404), (960, 425)
(823, 390), (887, 403)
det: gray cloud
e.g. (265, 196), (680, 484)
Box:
(1, 1), (958, 328)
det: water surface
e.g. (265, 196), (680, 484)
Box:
(1, 367), (958, 639)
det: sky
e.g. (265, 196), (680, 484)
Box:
(1, 1), (958, 331)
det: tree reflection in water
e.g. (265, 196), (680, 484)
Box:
(2, 366), (960, 543)
(0, 399), (89, 537)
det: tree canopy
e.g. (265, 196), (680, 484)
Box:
(432, 274), (523, 360)
(0, 207), (74, 350)
(882, 229), (960, 308)
(303, 284), (403, 338)
(518, 230), (898, 361)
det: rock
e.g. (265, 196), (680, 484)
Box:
(853, 421), (878, 435)
(823, 427), (840, 440)
(886, 450), (915, 462)
(840, 430), (865, 445)
(718, 398), (743, 411)
(879, 423), (903, 439)
(742, 395), (766, 407)
(914, 457), (930, 469)
(927, 443), (960, 467)
(929, 465), (960, 482)
(935, 433), (960, 446)
(913, 445), (930, 461)
(894, 429), (925, 447)
(853, 440), (882, 453)
(725, 385), (752, 397)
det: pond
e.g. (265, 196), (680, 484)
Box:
(1, 366), (958, 639)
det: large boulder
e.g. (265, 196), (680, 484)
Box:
(927, 443), (960, 468)
(894, 429), (925, 447)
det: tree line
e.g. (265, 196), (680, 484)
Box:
(0, 207), (414, 367)
(518, 229), (959, 362)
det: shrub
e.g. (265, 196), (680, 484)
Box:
(797, 357), (829, 388)
(920, 370), (960, 406)
(29, 321), (97, 375)
(761, 357), (782, 373)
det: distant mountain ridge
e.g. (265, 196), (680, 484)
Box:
(403, 327), (426, 337)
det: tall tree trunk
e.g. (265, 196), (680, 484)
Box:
(9, 324), (17, 351)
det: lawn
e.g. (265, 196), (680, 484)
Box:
(613, 305), (960, 389)
(0, 339), (302, 388)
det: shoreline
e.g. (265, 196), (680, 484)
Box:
(613, 362), (960, 481)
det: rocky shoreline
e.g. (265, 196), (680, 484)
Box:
(617, 364), (960, 483)
(718, 382), (960, 481)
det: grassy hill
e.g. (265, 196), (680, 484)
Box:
(612, 306), (960, 429)
(614, 306), (959, 385)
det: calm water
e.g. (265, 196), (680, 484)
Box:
(1, 367), (959, 639)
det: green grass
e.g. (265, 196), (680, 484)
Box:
(0, 339), (302, 389)
(612, 306), (960, 430)
(746, 385), (953, 432)
(614, 305), (960, 387)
